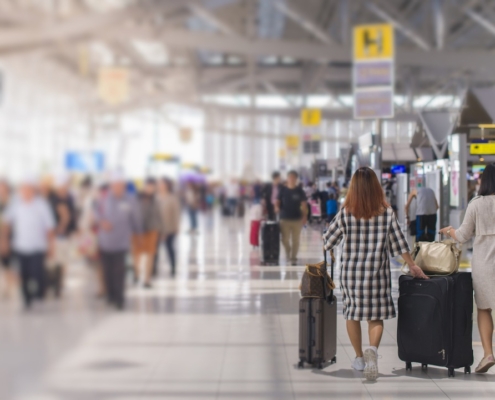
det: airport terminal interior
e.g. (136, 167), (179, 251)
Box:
(1, 0), (495, 399)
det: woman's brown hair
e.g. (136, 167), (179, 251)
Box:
(343, 167), (389, 220)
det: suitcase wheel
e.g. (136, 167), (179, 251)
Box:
(317, 363), (323, 370)
(331, 356), (337, 364)
(464, 366), (471, 374)
(448, 367), (455, 378)
(421, 364), (428, 371)
(406, 362), (412, 371)
(297, 361), (304, 369)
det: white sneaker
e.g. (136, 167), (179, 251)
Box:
(363, 347), (379, 381)
(352, 357), (365, 371)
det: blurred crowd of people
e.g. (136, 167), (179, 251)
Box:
(0, 172), (188, 311)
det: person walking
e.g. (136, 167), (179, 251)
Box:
(323, 167), (427, 381)
(1, 177), (56, 309)
(157, 178), (181, 277)
(275, 170), (307, 265)
(95, 172), (142, 310)
(405, 185), (439, 242)
(440, 163), (495, 374)
(132, 178), (161, 288)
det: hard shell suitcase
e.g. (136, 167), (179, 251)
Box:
(298, 250), (337, 369)
(250, 220), (261, 247)
(260, 221), (280, 265)
(397, 272), (473, 377)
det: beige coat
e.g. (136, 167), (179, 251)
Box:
(455, 196), (495, 310)
(157, 194), (181, 236)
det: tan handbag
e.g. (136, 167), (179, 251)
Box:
(402, 240), (461, 276)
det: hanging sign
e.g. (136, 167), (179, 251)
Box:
(353, 23), (395, 119)
(300, 108), (321, 126)
(285, 135), (300, 150)
(98, 67), (129, 105)
(179, 127), (193, 143)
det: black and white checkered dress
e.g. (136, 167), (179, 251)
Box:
(323, 207), (410, 321)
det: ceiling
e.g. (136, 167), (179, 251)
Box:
(1, 0), (495, 119)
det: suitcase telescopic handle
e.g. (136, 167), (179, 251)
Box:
(323, 248), (335, 302)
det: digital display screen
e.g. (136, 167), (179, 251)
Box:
(472, 164), (486, 173)
(391, 164), (406, 174)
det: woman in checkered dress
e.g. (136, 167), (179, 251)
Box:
(322, 167), (427, 381)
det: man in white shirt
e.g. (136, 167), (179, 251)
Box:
(1, 177), (55, 309)
(225, 178), (240, 216)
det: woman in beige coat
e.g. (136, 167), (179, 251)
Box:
(157, 178), (181, 277)
(441, 163), (495, 374)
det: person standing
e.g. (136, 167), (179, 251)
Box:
(225, 178), (240, 217)
(405, 186), (439, 242)
(440, 163), (495, 373)
(132, 178), (161, 288)
(275, 170), (307, 265)
(1, 178), (55, 309)
(49, 175), (77, 297)
(157, 178), (181, 277)
(261, 171), (282, 221)
(0, 180), (15, 298)
(323, 167), (427, 381)
(95, 172), (142, 310)
(184, 182), (199, 234)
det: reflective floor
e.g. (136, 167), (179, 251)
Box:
(2, 212), (494, 400)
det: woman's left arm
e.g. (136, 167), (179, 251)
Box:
(440, 203), (476, 243)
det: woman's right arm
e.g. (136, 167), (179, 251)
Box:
(402, 252), (429, 280)
(322, 211), (343, 250)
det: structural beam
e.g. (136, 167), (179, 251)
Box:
(273, 0), (335, 44)
(188, 3), (239, 36)
(432, 0), (445, 49)
(366, 1), (432, 50)
(464, 6), (495, 37)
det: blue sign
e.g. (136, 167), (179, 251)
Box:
(65, 152), (105, 172)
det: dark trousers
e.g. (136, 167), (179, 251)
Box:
(17, 252), (46, 307)
(164, 234), (176, 276)
(188, 208), (198, 230)
(100, 250), (127, 308)
(416, 214), (437, 242)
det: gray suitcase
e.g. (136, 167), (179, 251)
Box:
(298, 250), (337, 369)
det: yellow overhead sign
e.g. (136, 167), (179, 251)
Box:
(301, 108), (321, 126)
(478, 124), (495, 129)
(470, 143), (495, 155)
(285, 135), (300, 150)
(353, 24), (394, 60)
(151, 153), (179, 161)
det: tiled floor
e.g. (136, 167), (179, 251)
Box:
(2, 211), (494, 400)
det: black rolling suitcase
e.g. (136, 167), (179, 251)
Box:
(397, 272), (473, 377)
(260, 221), (280, 265)
(298, 250), (337, 369)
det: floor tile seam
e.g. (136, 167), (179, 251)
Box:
(215, 314), (233, 400)
(274, 287), (297, 400)
(428, 374), (453, 399)
(337, 336), (373, 399)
